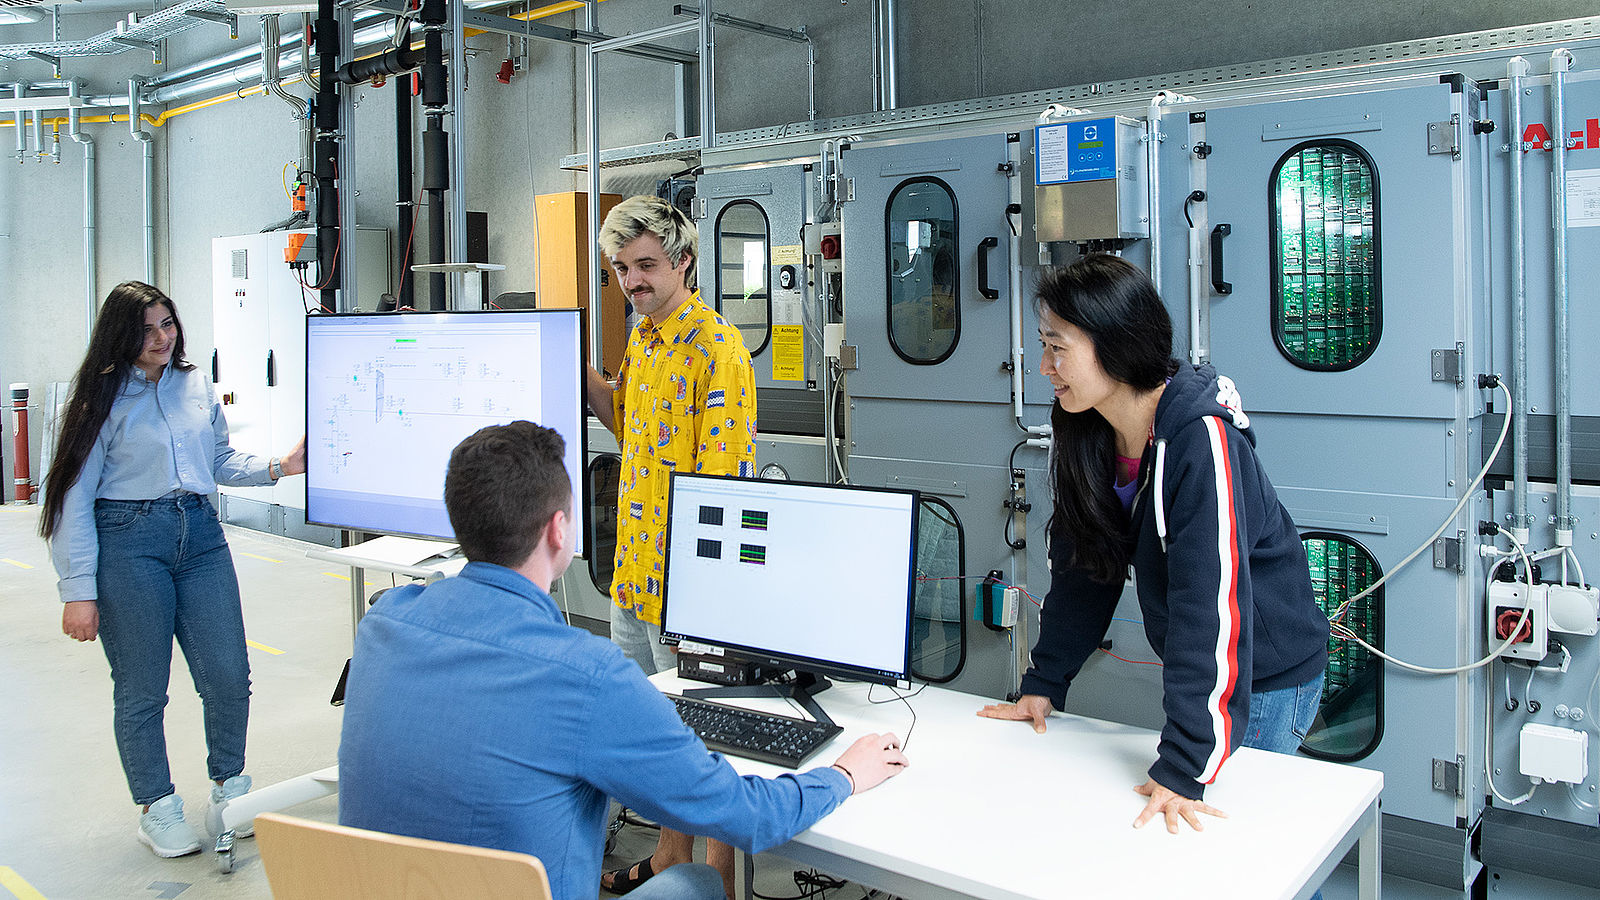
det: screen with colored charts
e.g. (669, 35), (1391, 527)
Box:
(660, 473), (919, 685)
(304, 309), (586, 553)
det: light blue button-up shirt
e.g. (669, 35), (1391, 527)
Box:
(49, 362), (273, 603)
(339, 562), (852, 900)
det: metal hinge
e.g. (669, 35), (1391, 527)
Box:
(1432, 755), (1465, 798)
(690, 197), (707, 220)
(1431, 343), (1464, 384)
(1428, 114), (1461, 159)
(837, 343), (858, 371)
(841, 177), (855, 202)
(1434, 531), (1465, 572)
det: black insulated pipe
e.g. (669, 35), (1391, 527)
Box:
(395, 20), (415, 311)
(418, 0), (448, 309)
(423, 121), (448, 309)
(336, 46), (425, 85)
(314, 0), (341, 311)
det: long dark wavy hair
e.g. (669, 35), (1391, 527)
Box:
(1037, 255), (1177, 583)
(40, 282), (194, 539)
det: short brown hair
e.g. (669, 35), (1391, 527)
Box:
(444, 421), (571, 567)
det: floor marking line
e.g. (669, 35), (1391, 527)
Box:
(322, 572), (377, 586)
(246, 639), (285, 656)
(1, 558), (34, 570)
(240, 552), (283, 563)
(0, 866), (48, 900)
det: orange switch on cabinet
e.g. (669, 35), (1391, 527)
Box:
(285, 233), (309, 264)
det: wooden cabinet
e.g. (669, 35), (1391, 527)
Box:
(535, 191), (627, 376)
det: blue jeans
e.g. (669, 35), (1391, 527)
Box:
(94, 494), (251, 806)
(1241, 672), (1324, 754)
(609, 602), (676, 675)
(627, 862), (724, 900)
(1243, 672), (1326, 900)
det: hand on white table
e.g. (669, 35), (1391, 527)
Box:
(1132, 777), (1228, 834)
(975, 694), (1052, 733)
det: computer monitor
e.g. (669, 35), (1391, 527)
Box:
(304, 309), (586, 553)
(659, 473), (919, 693)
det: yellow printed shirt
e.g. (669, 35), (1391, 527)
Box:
(611, 291), (758, 625)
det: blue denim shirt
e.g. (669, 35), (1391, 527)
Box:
(338, 562), (851, 900)
(49, 363), (272, 603)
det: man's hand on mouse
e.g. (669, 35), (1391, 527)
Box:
(828, 732), (909, 795)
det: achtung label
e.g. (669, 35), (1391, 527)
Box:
(772, 324), (804, 381)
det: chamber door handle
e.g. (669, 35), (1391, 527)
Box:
(977, 236), (1000, 300)
(266, 350), (276, 387)
(211, 349), (220, 383)
(1210, 224), (1233, 295)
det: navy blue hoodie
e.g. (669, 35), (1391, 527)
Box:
(1019, 363), (1330, 800)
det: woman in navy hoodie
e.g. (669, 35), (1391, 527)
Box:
(980, 254), (1330, 834)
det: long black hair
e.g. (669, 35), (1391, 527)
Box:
(1037, 255), (1176, 583)
(40, 282), (194, 539)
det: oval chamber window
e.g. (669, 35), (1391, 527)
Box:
(1270, 141), (1381, 371)
(714, 200), (772, 356)
(1300, 532), (1384, 762)
(910, 497), (965, 683)
(886, 178), (959, 365)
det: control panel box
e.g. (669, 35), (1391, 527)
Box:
(1488, 581), (1548, 661)
(1033, 116), (1149, 242)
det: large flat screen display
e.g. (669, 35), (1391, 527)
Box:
(659, 473), (918, 685)
(305, 309), (586, 553)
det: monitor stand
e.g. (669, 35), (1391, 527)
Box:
(683, 671), (837, 730)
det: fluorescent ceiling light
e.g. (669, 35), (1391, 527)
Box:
(223, 0), (318, 15)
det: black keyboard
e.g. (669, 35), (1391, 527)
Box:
(671, 695), (843, 769)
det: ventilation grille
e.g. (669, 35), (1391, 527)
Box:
(231, 248), (248, 279)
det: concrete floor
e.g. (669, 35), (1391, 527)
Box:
(0, 502), (863, 900)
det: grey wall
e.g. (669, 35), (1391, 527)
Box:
(3, 0), (1597, 496)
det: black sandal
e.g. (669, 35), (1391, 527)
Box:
(602, 855), (657, 894)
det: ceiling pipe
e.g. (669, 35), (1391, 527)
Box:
(68, 79), (97, 338)
(129, 78), (155, 284)
(13, 86), (24, 162)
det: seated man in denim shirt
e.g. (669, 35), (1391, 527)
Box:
(338, 421), (909, 900)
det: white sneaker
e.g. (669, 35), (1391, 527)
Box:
(138, 794), (202, 858)
(206, 774), (254, 838)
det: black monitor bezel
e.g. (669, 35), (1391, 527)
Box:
(658, 471), (920, 687)
(303, 307), (589, 553)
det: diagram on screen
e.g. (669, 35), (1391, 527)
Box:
(310, 326), (543, 500)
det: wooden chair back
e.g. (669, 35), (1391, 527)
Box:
(254, 812), (553, 900)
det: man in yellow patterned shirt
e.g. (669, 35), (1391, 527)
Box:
(584, 195), (757, 897)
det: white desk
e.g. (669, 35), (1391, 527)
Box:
(653, 674), (1381, 900)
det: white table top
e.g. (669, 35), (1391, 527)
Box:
(305, 535), (467, 580)
(654, 674), (1382, 900)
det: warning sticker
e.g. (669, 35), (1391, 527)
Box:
(771, 324), (804, 381)
(772, 244), (804, 265)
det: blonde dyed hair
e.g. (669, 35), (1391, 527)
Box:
(598, 195), (699, 290)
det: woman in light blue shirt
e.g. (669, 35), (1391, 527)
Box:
(40, 282), (306, 859)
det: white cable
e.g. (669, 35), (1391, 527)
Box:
(828, 360), (850, 484)
(1332, 380), (1514, 620)
(1338, 531), (1534, 675)
(1487, 673), (1538, 806)
(1564, 546), (1587, 587)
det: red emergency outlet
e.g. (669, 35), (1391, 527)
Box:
(820, 234), (841, 259)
